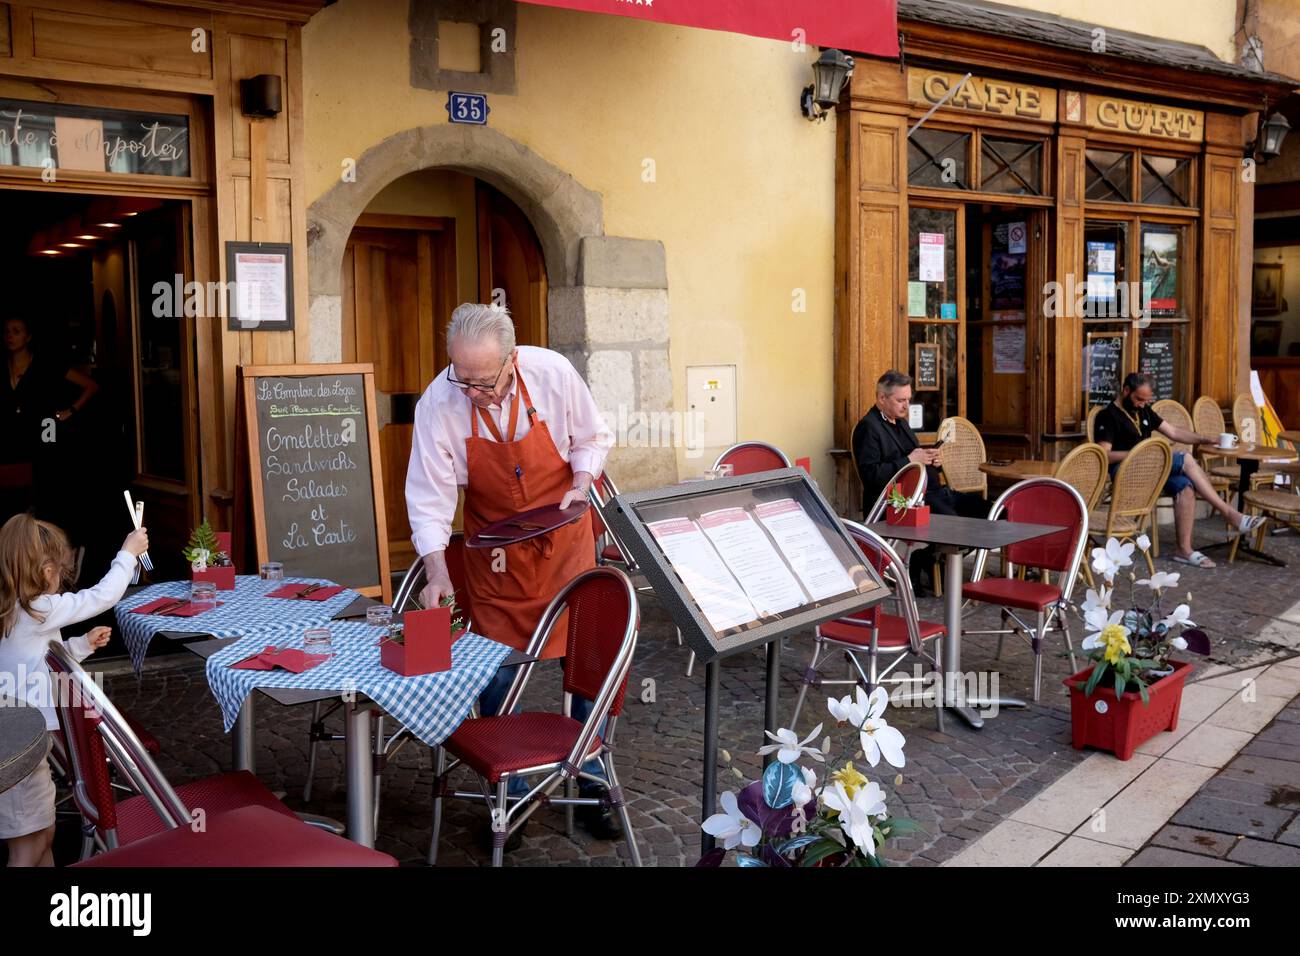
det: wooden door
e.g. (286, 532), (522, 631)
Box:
(477, 183), (548, 347)
(341, 216), (456, 569)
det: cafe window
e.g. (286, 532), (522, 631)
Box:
(907, 206), (961, 430)
(980, 136), (1044, 196)
(131, 212), (188, 483)
(1085, 149), (1133, 202)
(908, 129), (970, 189)
(1141, 154), (1193, 207)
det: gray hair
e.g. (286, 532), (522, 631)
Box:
(446, 302), (516, 358)
(877, 369), (912, 394)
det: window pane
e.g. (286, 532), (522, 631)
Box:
(133, 217), (186, 482)
(981, 137), (1043, 195)
(1141, 225), (1183, 318)
(1082, 221), (1128, 321)
(908, 322), (959, 432)
(1141, 154), (1192, 206)
(908, 129), (969, 189)
(1085, 149), (1132, 202)
(908, 206), (958, 317)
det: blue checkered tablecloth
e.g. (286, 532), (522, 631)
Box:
(114, 576), (359, 673)
(203, 620), (512, 747)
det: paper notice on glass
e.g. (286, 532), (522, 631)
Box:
(698, 508), (807, 616)
(907, 281), (927, 317)
(233, 252), (289, 326)
(1086, 272), (1116, 302)
(918, 232), (945, 282)
(647, 517), (757, 632)
(993, 318), (1025, 374)
(753, 499), (856, 601)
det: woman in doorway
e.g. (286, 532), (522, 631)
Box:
(2, 317), (100, 525)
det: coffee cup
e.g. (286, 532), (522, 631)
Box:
(1218, 433), (1238, 450)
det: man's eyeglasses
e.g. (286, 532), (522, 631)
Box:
(447, 355), (510, 393)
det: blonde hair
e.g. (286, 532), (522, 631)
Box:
(0, 513), (75, 637)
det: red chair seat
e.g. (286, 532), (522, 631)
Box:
(72, 805), (396, 867)
(962, 577), (1063, 611)
(115, 770), (297, 844)
(446, 713), (603, 783)
(820, 614), (944, 649)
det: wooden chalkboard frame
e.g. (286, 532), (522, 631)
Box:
(914, 342), (941, 392)
(236, 363), (392, 602)
(1085, 330), (1127, 407)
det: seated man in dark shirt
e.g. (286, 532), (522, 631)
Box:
(1094, 372), (1263, 569)
(852, 369), (986, 592)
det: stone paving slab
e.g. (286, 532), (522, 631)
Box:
(69, 518), (1300, 867)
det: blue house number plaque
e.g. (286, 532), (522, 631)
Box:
(447, 92), (489, 126)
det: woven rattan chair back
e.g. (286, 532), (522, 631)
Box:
(1108, 437), (1172, 522)
(1086, 404), (1102, 442)
(1192, 396), (1226, 437)
(1232, 393), (1261, 444)
(1152, 399), (1194, 454)
(1054, 442), (1108, 512)
(937, 416), (987, 497)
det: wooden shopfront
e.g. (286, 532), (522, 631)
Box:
(833, 20), (1296, 511)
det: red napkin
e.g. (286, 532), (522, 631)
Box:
(130, 598), (219, 617)
(230, 646), (330, 673)
(265, 583), (345, 601)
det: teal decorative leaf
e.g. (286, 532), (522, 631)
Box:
(762, 761), (799, 810)
(736, 854), (769, 867)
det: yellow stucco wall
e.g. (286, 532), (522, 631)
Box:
(304, 0), (837, 484)
(993, 0), (1238, 62)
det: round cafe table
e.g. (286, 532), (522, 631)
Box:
(0, 697), (49, 794)
(978, 459), (1056, 482)
(1277, 429), (1300, 446)
(1199, 441), (1299, 567)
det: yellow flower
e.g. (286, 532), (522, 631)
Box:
(830, 762), (869, 799)
(1101, 624), (1131, 666)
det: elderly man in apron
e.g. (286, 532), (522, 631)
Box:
(406, 302), (618, 845)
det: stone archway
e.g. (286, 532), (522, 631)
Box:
(306, 123), (677, 488)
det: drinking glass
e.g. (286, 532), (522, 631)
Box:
(302, 627), (333, 656)
(260, 562), (284, 581)
(366, 605), (393, 629)
(190, 581), (218, 611)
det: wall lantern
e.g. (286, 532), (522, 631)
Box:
(801, 49), (854, 121)
(240, 74), (283, 118)
(1252, 110), (1291, 162)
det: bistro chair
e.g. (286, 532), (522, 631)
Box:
(427, 566), (642, 867)
(1230, 483), (1300, 563)
(1086, 404), (1103, 443)
(962, 477), (1088, 702)
(1149, 399), (1231, 557)
(937, 415), (988, 499)
(1087, 437), (1171, 577)
(1052, 442), (1108, 588)
(713, 440), (792, 474)
(46, 641), (350, 860)
(788, 522), (944, 733)
(866, 460), (944, 597)
(71, 805), (396, 868)
(302, 534), (474, 829)
(1196, 396), (1274, 493)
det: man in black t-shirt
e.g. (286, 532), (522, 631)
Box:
(1094, 373), (1263, 568)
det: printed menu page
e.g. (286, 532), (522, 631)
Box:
(754, 498), (857, 601)
(647, 517), (758, 632)
(698, 508), (807, 616)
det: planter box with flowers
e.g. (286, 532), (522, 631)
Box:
(884, 482), (929, 527)
(697, 686), (918, 867)
(1065, 535), (1211, 760)
(184, 520), (236, 589)
(379, 596), (466, 677)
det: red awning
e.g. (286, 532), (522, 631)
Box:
(517, 0), (899, 58)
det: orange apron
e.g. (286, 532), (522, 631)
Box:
(462, 362), (595, 658)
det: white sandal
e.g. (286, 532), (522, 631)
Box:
(1172, 550), (1215, 569)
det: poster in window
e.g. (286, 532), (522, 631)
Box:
(1142, 229), (1179, 315)
(990, 253), (1026, 310)
(914, 342), (941, 391)
(993, 313), (1026, 374)
(1086, 241), (1116, 276)
(918, 232), (945, 282)
(1252, 263), (1284, 316)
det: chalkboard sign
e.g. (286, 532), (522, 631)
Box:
(914, 343), (941, 392)
(1085, 332), (1126, 407)
(238, 364), (391, 600)
(1139, 328), (1176, 400)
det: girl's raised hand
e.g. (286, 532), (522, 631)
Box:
(123, 527), (150, 557)
(85, 626), (112, 650)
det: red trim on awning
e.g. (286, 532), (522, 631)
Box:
(517, 0), (899, 58)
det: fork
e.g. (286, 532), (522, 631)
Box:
(124, 492), (153, 572)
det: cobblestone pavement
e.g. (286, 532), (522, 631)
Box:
(75, 517), (1300, 867)
(1127, 692), (1300, 867)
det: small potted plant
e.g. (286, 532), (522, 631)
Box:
(184, 520), (236, 590)
(884, 482), (930, 527)
(380, 594), (466, 677)
(1063, 536), (1211, 760)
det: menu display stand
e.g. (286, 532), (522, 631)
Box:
(605, 468), (889, 852)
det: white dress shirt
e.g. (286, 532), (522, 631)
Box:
(405, 345), (614, 557)
(0, 549), (135, 729)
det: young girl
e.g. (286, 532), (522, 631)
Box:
(0, 514), (147, 867)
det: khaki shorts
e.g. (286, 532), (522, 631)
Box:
(0, 757), (56, 839)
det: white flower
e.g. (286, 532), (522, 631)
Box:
(1138, 571), (1181, 591)
(701, 791), (761, 850)
(858, 689), (906, 768)
(1091, 538), (1135, 580)
(1136, 534), (1151, 553)
(757, 723), (825, 764)
(1170, 636), (1188, 650)
(1081, 586), (1112, 617)
(828, 686), (875, 726)
(1082, 609), (1126, 649)
(791, 766), (817, 807)
(1161, 604), (1196, 629)
(821, 781), (886, 857)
